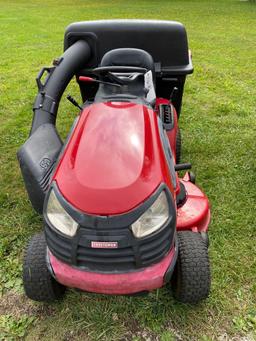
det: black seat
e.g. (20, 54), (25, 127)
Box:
(101, 48), (155, 74)
(95, 48), (156, 106)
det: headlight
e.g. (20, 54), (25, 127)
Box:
(46, 190), (78, 237)
(132, 191), (169, 238)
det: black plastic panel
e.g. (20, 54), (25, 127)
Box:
(45, 221), (174, 272)
(17, 124), (62, 213)
(64, 20), (193, 76)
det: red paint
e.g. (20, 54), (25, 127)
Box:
(177, 173), (210, 232)
(48, 99), (210, 294)
(53, 102), (173, 215)
(49, 247), (176, 294)
(79, 76), (95, 82)
(49, 97), (210, 295)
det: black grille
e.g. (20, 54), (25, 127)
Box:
(159, 104), (174, 131)
(45, 223), (174, 272)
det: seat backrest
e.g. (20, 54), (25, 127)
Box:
(101, 48), (155, 73)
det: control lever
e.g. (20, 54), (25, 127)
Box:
(79, 76), (122, 88)
(170, 87), (178, 101)
(174, 163), (192, 171)
(67, 95), (83, 110)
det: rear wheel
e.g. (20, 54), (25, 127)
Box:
(172, 231), (210, 304)
(175, 128), (181, 164)
(23, 232), (66, 302)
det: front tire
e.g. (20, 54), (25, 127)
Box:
(172, 231), (211, 304)
(23, 232), (66, 302)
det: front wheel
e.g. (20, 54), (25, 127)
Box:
(172, 231), (211, 304)
(23, 232), (66, 302)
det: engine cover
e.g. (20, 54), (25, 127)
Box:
(53, 102), (173, 214)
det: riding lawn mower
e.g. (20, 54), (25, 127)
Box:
(18, 20), (211, 304)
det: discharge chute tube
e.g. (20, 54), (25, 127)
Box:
(30, 40), (91, 135)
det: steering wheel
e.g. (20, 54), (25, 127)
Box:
(90, 66), (148, 85)
(87, 66), (148, 85)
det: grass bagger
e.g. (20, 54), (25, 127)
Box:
(18, 20), (211, 304)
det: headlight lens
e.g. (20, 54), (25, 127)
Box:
(46, 190), (78, 237)
(131, 191), (169, 238)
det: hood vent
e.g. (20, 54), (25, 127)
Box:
(159, 104), (174, 131)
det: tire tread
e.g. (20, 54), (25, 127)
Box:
(172, 231), (211, 304)
(23, 232), (65, 302)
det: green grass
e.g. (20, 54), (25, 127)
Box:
(0, 0), (256, 340)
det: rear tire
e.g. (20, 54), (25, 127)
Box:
(175, 128), (181, 164)
(172, 231), (210, 304)
(23, 232), (66, 302)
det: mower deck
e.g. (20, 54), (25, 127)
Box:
(177, 176), (210, 232)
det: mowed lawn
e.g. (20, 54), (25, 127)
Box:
(0, 0), (256, 340)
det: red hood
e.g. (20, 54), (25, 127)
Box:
(53, 102), (170, 215)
